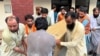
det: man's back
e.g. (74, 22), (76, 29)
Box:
(27, 30), (55, 56)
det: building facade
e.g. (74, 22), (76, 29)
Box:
(0, 0), (99, 30)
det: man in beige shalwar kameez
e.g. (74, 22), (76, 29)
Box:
(0, 16), (27, 56)
(56, 12), (87, 56)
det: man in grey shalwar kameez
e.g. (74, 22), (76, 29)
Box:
(90, 8), (100, 56)
(27, 17), (55, 56)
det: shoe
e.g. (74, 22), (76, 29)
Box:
(93, 53), (97, 56)
(88, 50), (94, 55)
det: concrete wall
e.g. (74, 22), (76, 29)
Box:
(0, 0), (12, 30)
(72, 0), (75, 8)
(89, 0), (97, 14)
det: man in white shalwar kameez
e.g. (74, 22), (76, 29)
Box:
(90, 8), (100, 56)
(48, 5), (57, 25)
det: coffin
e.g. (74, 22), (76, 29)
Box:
(47, 19), (66, 39)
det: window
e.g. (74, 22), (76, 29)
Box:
(97, 0), (100, 9)
(75, 0), (90, 13)
(4, 4), (12, 13)
(52, 0), (72, 12)
(0, 0), (3, 1)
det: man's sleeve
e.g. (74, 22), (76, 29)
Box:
(2, 30), (16, 49)
(20, 23), (27, 39)
(51, 36), (56, 47)
(95, 26), (100, 30)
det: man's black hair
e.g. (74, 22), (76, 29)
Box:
(25, 14), (34, 21)
(5, 16), (19, 23)
(52, 5), (56, 9)
(35, 17), (48, 30)
(41, 8), (48, 14)
(79, 6), (87, 13)
(70, 7), (75, 10)
(93, 7), (99, 12)
(60, 6), (66, 11)
(65, 12), (77, 19)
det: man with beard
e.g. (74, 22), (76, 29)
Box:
(24, 14), (36, 36)
(33, 6), (42, 20)
(78, 6), (91, 54)
(90, 8), (100, 56)
(0, 15), (27, 56)
(56, 12), (87, 56)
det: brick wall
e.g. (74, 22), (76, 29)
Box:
(11, 0), (33, 23)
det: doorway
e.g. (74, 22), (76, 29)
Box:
(75, 0), (90, 13)
(51, 0), (72, 12)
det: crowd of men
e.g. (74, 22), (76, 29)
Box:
(0, 5), (100, 56)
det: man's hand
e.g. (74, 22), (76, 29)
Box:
(13, 47), (20, 52)
(91, 28), (96, 31)
(56, 39), (61, 45)
(13, 47), (26, 55)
